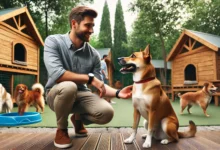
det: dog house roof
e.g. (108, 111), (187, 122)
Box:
(0, 6), (44, 46)
(167, 29), (220, 61)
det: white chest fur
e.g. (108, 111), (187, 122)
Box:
(132, 84), (153, 119)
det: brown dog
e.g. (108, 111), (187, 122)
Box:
(118, 45), (196, 148)
(178, 82), (217, 117)
(14, 83), (45, 115)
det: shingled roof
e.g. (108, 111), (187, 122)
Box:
(167, 29), (220, 61)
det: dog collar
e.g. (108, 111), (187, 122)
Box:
(134, 77), (155, 84)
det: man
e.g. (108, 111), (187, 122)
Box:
(44, 6), (132, 148)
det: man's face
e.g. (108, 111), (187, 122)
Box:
(74, 16), (94, 42)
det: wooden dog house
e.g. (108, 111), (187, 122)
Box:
(0, 7), (44, 95)
(167, 29), (220, 101)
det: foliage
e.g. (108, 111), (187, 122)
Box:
(113, 0), (130, 86)
(98, 1), (112, 48)
(89, 35), (104, 48)
(183, 0), (220, 36)
(128, 0), (191, 84)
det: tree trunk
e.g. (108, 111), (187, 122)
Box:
(158, 30), (167, 85)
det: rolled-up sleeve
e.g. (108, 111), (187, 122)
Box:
(93, 54), (103, 81)
(44, 36), (66, 82)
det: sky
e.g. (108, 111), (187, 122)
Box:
(84, 0), (137, 35)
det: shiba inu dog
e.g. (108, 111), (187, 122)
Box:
(118, 45), (196, 148)
(178, 82), (217, 117)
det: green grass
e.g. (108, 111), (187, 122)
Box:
(9, 98), (220, 128)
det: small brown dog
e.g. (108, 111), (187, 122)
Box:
(14, 83), (45, 115)
(178, 82), (218, 117)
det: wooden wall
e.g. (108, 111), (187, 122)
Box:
(217, 51), (220, 80)
(172, 46), (216, 86)
(0, 24), (38, 71)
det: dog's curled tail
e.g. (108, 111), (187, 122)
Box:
(32, 83), (45, 95)
(178, 120), (197, 138)
(177, 93), (181, 98)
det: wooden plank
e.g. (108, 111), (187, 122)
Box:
(0, 133), (33, 150)
(120, 128), (139, 150)
(111, 133), (124, 150)
(96, 133), (111, 150)
(197, 131), (220, 144)
(185, 135), (220, 149)
(81, 133), (101, 150)
(6, 132), (45, 150)
(25, 133), (55, 150)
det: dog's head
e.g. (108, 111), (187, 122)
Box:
(203, 82), (218, 95)
(15, 84), (28, 95)
(118, 45), (152, 74)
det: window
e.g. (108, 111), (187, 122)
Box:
(13, 43), (27, 65)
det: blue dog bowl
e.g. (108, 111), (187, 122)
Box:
(0, 112), (42, 126)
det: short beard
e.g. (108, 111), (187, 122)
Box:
(75, 31), (89, 42)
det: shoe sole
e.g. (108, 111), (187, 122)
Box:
(75, 133), (88, 137)
(54, 141), (72, 148)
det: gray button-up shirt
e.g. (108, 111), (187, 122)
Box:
(44, 32), (103, 91)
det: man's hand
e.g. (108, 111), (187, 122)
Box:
(118, 85), (133, 99)
(91, 77), (106, 97)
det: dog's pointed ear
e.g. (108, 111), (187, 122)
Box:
(203, 82), (209, 87)
(140, 48), (142, 52)
(143, 44), (151, 63)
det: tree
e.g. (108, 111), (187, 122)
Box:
(183, 0), (220, 36)
(98, 1), (112, 48)
(113, 0), (128, 86)
(129, 0), (190, 85)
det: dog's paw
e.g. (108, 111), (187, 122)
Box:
(124, 137), (134, 144)
(161, 139), (169, 145)
(143, 141), (151, 148)
(206, 114), (210, 117)
(141, 134), (147, 139)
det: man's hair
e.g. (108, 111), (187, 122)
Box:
(103, 55), (108, 59)
(69, 6), (97, 28)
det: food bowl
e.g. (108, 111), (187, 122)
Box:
(0, 112), (42, 126)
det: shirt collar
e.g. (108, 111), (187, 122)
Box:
(65, 31), (86, 52)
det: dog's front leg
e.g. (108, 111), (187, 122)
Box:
(143, 111), (155, 148)
(124, 108), (141, 144)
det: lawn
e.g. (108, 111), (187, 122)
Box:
(8, 98), (220, 128)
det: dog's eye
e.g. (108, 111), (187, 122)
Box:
(130, 54), (136, 58)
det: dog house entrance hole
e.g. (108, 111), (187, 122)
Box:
(13, 43), (27, 65)
(185, 64), (196, 81)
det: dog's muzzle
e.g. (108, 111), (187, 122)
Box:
(118, 57), (137, 73)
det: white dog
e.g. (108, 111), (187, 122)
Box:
(0, 84), (13, 113)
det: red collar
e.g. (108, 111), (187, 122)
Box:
(134, 77), (155, 84)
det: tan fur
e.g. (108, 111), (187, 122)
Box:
(179, 82), (217, 117)
(119, 45), (196, 148)
(0, 84), (13, 113)
(14, 83), (45, 115)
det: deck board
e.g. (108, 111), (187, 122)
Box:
(0, 128), (220, 150)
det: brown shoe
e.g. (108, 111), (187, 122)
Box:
(71, 114), (88, 137)
(54, 129), (72, 148)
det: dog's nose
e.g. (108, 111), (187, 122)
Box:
(118, 57), (126, 65)
(117, 57), (123, 62)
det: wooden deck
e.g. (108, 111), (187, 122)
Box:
(0, 127), (220, 150)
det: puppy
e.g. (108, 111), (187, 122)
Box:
(178, 82), (217, 117)
(118, 45), (196, 148)
(14, 83), (45, 115)
(0, 84), (13, 113)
